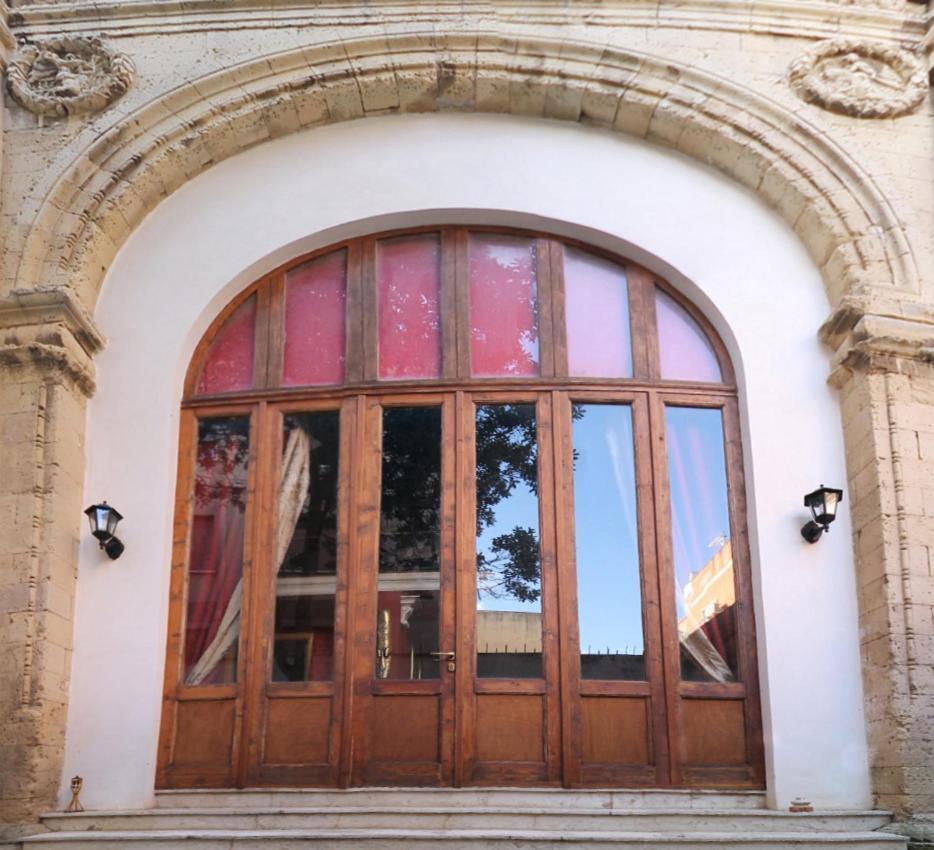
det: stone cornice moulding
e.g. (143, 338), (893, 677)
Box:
(12, 31), (920, 324)
(828, 313), (934, 384)
(0, 288), (106, 356)
(8, 0), (926, 44)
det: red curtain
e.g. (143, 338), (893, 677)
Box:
(184, 426), (248, 683)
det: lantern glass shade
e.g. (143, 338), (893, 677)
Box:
(84, 503), (123, 541)
(804, 486), (843, 528)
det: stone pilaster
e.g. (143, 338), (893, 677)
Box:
(825, 306), (934, 824)
(0, 290), (101, 832)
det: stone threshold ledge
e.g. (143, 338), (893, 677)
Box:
(8, 0), (926, 44)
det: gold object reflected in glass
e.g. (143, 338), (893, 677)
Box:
(376, 608), (391, 679)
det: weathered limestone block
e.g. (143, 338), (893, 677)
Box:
(827, 307), (934, 820)
(0, 290), (100, 831)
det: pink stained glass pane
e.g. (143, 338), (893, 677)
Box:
(378, 234), (442, 380)
(197, 295), (256, 395)
(469, 234), (539, 377)
(283, 250), (347, 387)
(565, 248), (632, 378)
(656, 289), (722, 383)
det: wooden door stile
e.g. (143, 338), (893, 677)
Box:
(536, 239), (556, 379)
(647, 389), (684, 786)
(454, 390), (477, 785)
(551, 390), (581, 786)
(441, 230), (459, 382)
(536, 391), (562, 783)
(345, 241), (365, 385)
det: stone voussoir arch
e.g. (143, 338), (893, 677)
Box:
(17, 30), (918, 320)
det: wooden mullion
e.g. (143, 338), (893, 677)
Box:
(264, 272), (285, 389)
(632, 392), (671, 787)
(551, 390), (581, 786)
(361, 237), (379, 383)
(345, 243), (365, 384)
(536, 391), (562, 783)
(349, 396), (383, 783)
(454, 390), (476, 785)
(628, 265), (659, 382)
(549, 241), (568, 378)
(331, 396), (356, 785)
(454, 229), (471, 379)
(239, 402), (277, 786)
(536, 239), (556, 379)
(647, 389), (684, 786)
(441, 230), (459, 382)
(439, 394), (457, 784)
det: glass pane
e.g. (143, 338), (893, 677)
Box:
(469, 234), (539, 377)
(475, 404), (542, 678)
(565, 249), (632, 378)
(665, 406), (738, 682)
(197, 296), (256, 395)
(273, 411), (340, 682)
(572, 404), (644, 680)
(656, 289), (722, 383)
(184, 416), (251, 685)
(378, 234), (442, 380)
(377, 406), (443, 680)
(283, 250), (347, 386)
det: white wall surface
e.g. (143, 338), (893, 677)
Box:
(65, 113), (871, 811)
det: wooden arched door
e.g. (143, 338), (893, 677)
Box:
(156, 228), (764, 790)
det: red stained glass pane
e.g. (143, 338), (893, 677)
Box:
(197, 296), (256, 395)
(656, 289), (722, 383)
(378, 235), (442, 380)
(469, 234), (539, 377)
(283, 250), (347, 387)
(565, 248), (632, 378)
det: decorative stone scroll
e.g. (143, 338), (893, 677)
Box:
(789, 38), (927, 118)
(6, 36), (135, 118)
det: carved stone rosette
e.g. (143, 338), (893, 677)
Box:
(6, 36), (135, 118)
(789, 38), (927, 119)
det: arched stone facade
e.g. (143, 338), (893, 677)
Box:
(1, 3), (933, 839)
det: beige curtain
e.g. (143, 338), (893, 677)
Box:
(187, 426), (311, 684)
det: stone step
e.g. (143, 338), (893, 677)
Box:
(153, 787), (769, 811)
(39, 808), (893, 835)
(14, 827), (908, 850)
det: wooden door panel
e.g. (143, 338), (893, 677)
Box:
(581, 696), (651, 765)
(682, 698), (748, 766)
(263, 697), (332, 765)
(369, 695), (441, 762)
(172, 698), (237, 768)
(475, 694), (545, 763)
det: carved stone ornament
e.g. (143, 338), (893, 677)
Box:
(789, 39), (927, 119)
(6, 36), (135, 118)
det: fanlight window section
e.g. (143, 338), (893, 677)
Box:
(165, 227), (760, 792)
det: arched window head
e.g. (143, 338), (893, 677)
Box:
(186, 228), (732, 398)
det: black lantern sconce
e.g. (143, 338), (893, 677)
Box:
(801, 486), (844, 543)
(84, 502), (125, 560)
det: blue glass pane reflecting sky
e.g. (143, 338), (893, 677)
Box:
(665, 406), (731, 620)
(572, 405), (644, 655)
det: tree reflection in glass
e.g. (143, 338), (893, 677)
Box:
(475, 404), (542, 678)
(665, 406), (738, 682)
(376, 407), (443, 679)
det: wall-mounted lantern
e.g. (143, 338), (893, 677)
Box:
(801, 486), (843, 543)
(84, 502), (125, 559)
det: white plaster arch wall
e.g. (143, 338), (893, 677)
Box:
(66, 113), (870, 812)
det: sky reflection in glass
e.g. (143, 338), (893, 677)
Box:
(572, 404), (645, 680)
